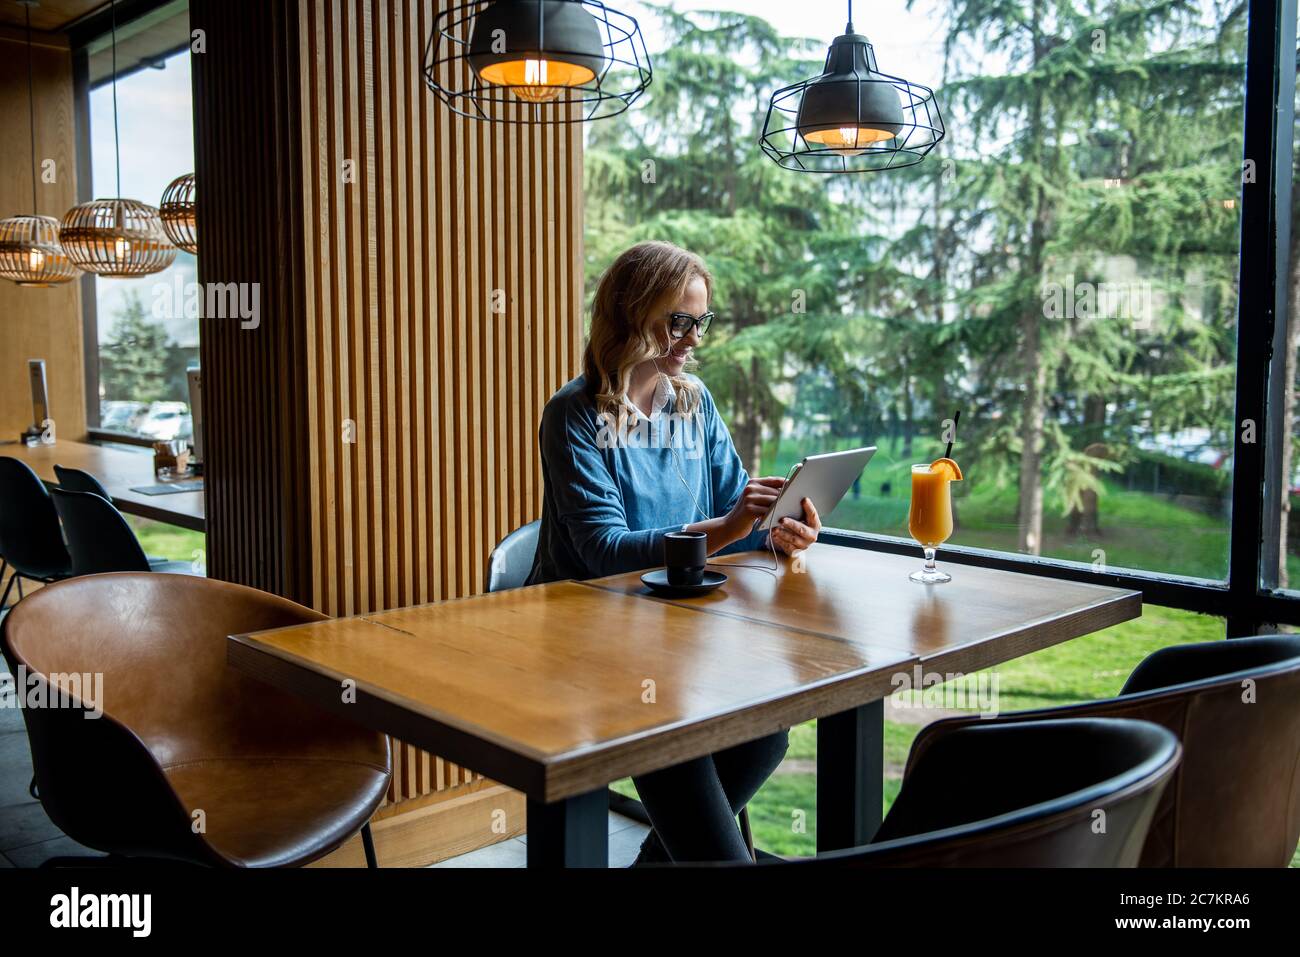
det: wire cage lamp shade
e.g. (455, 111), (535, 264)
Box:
(159, 173), (197, 254)
(0, 215), (79, 286)
(759, 5), (945, 173)
(59, 199), (177, 277)
(423, 0), (652, 123)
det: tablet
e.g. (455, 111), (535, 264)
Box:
(758, 446), (877, 531)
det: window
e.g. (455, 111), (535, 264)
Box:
(589, 0), (1283, 854)
(78, 3), (195, 442)
(588, 1), (1246, 583)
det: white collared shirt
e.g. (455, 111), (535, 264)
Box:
(622, 375), (677, 422)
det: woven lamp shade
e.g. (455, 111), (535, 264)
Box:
(60, 198), (177, 277)
(159, 173), (196, 254)
(0, 214), (79, 286)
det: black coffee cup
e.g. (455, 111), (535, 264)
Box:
(663, 530), (707, 586)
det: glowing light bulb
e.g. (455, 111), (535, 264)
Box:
(804, 124), (897, 157)
(28, 247), (45, 273)
(115, 237), (130, 260)
(515, 58), (559, 102)
(478, 57), (595, 104)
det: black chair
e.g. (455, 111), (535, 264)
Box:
(694, 717), (1179, 867)
(914, 634), (1300, 866)
(50, 488), (194, 576)
(53, 465), (172, 571)
(52, 463), (114, 500)
(0, 457), (72, 608)
(486, 520), (540, 592)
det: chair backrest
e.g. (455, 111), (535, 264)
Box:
(53, 463), (112, 500)
(801, 717), (1179, 867)
(50, 486), (151, 574)
(487, 520), (540, 592)
(913, 635), (1300, 867)
(0, 456), (70, 578)
(0, 573), (385, 864)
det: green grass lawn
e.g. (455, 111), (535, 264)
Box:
(128, 517), (205, 568)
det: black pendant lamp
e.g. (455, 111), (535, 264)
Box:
(424, 0), (651, 123)
(760, 1), (944, 173)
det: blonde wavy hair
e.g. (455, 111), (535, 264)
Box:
(583, 240), (710, 422)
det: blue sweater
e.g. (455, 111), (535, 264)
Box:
(527, 374), (768, 583)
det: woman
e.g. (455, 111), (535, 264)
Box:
(528, 240), (821, 863)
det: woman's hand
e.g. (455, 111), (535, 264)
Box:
(771, 497), (821, 555)
(724, 476), (785, 539)
(686, 476), (790, 557)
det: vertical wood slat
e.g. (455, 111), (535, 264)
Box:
(193, 0), (583, 808)
(0, 28), (85, 442)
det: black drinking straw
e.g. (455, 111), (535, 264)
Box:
(944, 410), (961, 459)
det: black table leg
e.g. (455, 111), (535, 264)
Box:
(526, 788), (609, 868)
(816, 698), (884, 854)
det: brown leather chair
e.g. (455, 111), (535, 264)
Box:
(689, 717), (1180, 867)
(912, 635), (1300, 867)
(1, 573), (391, 867)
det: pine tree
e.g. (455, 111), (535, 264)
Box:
(100, 290), (172, 404)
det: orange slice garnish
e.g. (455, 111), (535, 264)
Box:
(930, 457), (963, 481)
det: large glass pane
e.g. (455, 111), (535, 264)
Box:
(588, 0), (1245, 581)
(89, 48), (196, 441)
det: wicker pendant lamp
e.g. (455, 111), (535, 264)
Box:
(159, 173), (196, 254)
(0, 1), (79, 287)
(59, 0), (176, 277)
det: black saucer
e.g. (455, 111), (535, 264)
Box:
(640, 568), (728, 597)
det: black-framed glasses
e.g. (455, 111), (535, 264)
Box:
(668, 311), (714, 339)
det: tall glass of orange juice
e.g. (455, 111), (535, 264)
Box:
(908, 458), (961, 583)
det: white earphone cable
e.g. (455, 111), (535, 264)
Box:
(651, 359), (779, 575)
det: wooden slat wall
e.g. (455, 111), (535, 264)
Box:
(192, 0), (314, 601)
(0, 27), (85, 442)
(193, 0), (582, 814)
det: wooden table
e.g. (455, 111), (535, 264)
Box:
(229, 543), (1139, 867)
(0, 439), (205, 532)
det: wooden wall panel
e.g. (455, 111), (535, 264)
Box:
(193, 0), (582, 837)
(296, 0), (583, 804)
(192, 0), (313, 602)
(0, 27), (85, 442)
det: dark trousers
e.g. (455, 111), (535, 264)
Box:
(632, 728), (789, 862)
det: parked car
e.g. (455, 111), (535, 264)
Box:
(98, 400), (148, 432)
(136, 401), (191, 440)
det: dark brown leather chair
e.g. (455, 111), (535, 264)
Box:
(690, 717), (1179, 867)
(1, 573), (391, 867)
(913, 635), (1300, 867)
